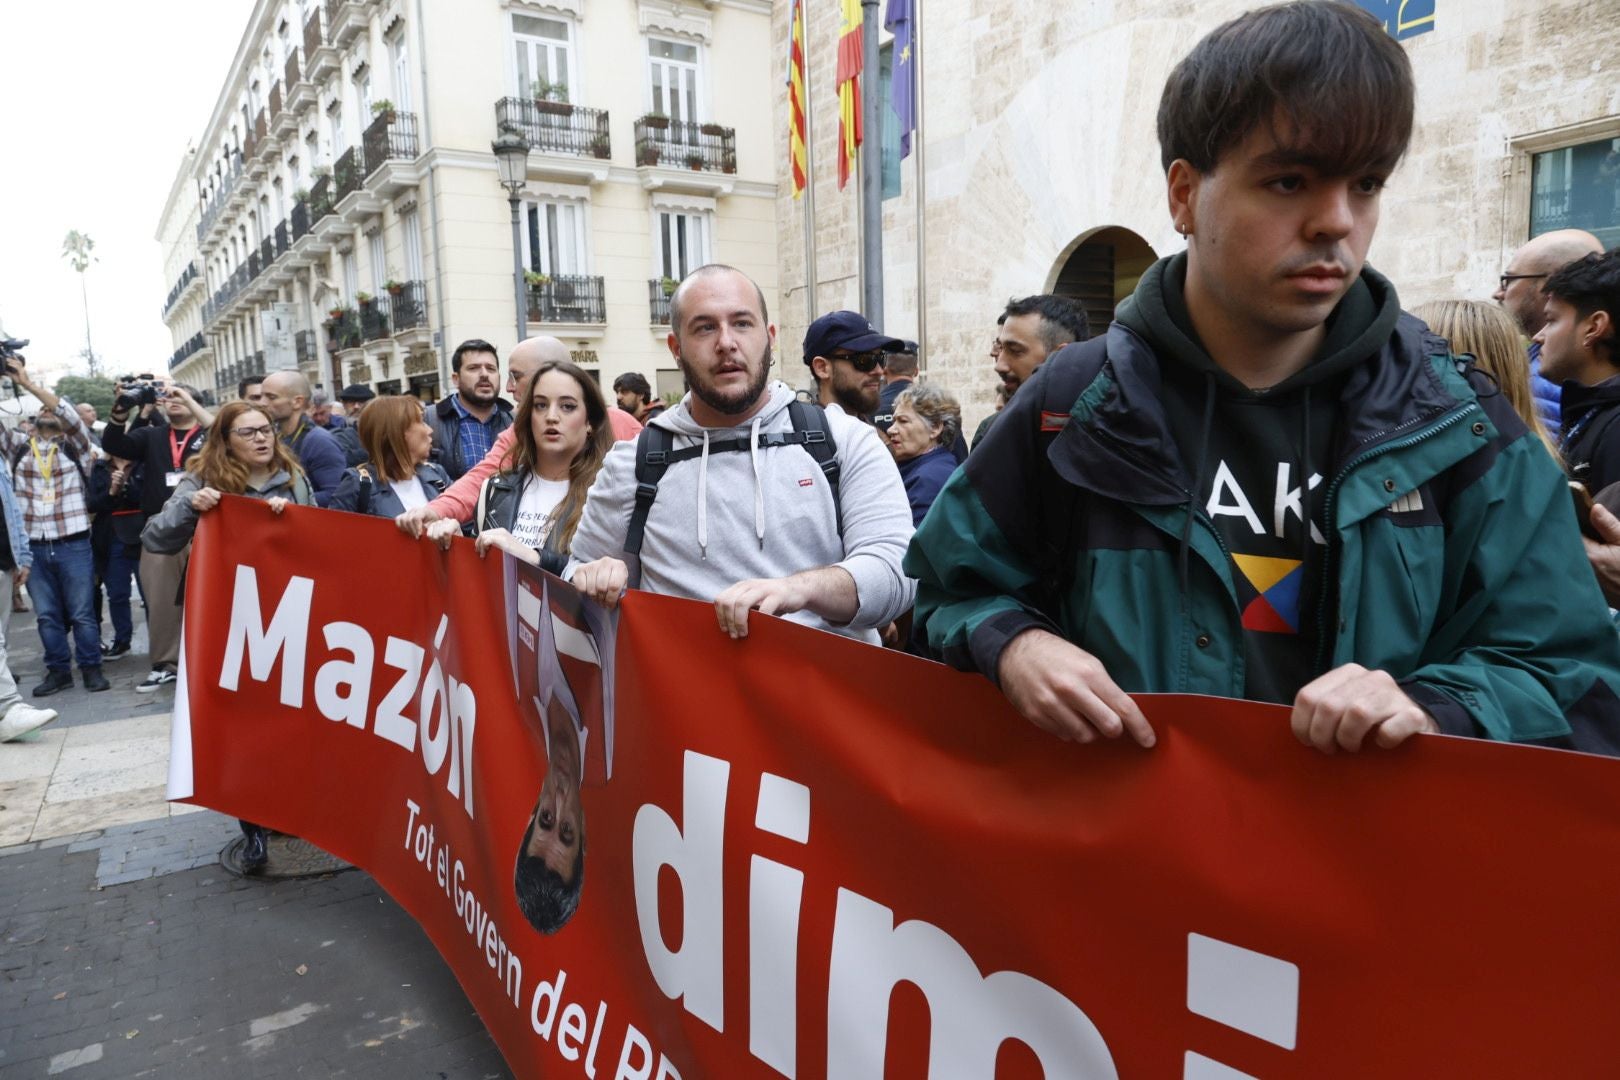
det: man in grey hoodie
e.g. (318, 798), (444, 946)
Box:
(568, 265), (915, 645)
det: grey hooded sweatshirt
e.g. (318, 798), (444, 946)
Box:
(566, 381), (916, 644)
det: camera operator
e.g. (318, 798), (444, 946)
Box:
(0, 355), (107, 694)
(101, 380), (212, 693)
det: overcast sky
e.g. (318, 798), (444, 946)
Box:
(0, 0), (253, 384)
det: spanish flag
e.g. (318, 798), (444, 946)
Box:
(787, 0), (808, 198)
(836, 0), (862, 190)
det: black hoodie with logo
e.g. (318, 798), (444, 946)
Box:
(1113, 253), (1401, 704)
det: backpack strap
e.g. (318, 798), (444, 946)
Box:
(624, 425), (674, 587)
(1030, 337), (1111, 616)
(784, 400), (841, 532)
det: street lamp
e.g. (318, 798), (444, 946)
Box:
(492, 127), (531, 346)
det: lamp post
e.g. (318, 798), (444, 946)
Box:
(492, 128), (531, 346)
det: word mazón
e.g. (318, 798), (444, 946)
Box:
(218, 565), (479, 818)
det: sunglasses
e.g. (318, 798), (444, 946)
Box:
(833, 350), (889, 373)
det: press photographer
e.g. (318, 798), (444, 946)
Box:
(102, 378), (214, 693)
(0, 353), (107, 695)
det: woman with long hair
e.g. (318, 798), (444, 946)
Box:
(1414, 299), (1562, 463)
(141, 400), (310, 873)
(327, 396), (451, 517)
(429, 359), (613, 571)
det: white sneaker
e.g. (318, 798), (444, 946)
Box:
(135, 668), (177, 693)
(0, 703), (59, 742)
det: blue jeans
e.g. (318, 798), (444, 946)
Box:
(100, 541), (143, 647)
(30, 535), (101, 672)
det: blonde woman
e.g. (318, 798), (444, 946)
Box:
(1414, 299), (1561, 463)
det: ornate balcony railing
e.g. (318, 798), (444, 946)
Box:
(162, 262), (198, 315)
(268, 82), (283, 122)
(326, 307), (362, 350)
(333, 147), (362, 203)
(362, 109), (420, 176)
(527, 275), (606, 324)
(284, 50), (301, 92)
(648, 279), (674, 325)
(358, 298), (389, 341)
(274, 219), (290, 256)
(291, 200), (311, 239)
(495, 98), (610, 159)
(633, 116), (736, 173)
(309, 173), (333, 221)
(295, 329), (317, 366)
(388, 281), (428, 333)
(303, 6), (324, 59)
(258, 237), (274, 272)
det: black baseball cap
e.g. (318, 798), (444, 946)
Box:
(801, 311), (905, 365)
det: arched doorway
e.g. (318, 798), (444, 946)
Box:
(1049, 227), (1159, 338)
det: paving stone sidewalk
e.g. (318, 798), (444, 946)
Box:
(0, 609), (511, 1079)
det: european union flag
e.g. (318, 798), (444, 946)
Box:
(884, 0), (915, 158)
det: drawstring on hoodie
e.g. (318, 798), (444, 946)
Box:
(697, 430), (711, 560)
(749, 415), (765, 548)
(1178, 372), (1218, 595)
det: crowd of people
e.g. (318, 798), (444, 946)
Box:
(4, 6), (1620, 855)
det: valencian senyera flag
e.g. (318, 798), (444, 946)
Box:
(884, 0), (914, 158)
(787, 0), (809, 197)
(836, 0), (862, 190)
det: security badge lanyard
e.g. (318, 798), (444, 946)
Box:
(167, 426), (192, 489)
(30, 438), (58, 505)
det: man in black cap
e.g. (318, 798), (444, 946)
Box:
(332, 385), (375, 467)
(803, 310), (905, 419)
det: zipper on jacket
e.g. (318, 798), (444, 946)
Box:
(1312, 403), (1481, 670)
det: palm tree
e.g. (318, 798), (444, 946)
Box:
(61, 230), (99, 376)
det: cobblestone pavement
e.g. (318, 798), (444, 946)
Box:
(0, 607), (511, 1078)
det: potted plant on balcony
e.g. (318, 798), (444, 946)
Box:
(327, 305), (346, 321)
(636, 144), (661, 167)
(588, 133), (610, 159)
(312, 164), (331, 179)
(699, 122), (727, 137)
(721, 149), (738, 174)
(685, 151), (705, 171)
(356, 291), (375, 306)
(532, 78), (573, 117)
(524, 270), (551, 288)
(370, 98), (396, 123)
(384, 279), (405, 296)
(659, 276), (678, 298)
(293, 186), (310, 204)
(643, 110), (670, 131)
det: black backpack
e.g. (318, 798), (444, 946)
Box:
(623, 401), (842, 587)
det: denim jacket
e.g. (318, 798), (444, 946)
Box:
(0, 467), (33, 570)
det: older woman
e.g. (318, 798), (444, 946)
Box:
(1413, 299), (1562, 464)
(142, 399), (310, 873)
(886, 383), (962, 526)
(429, 359), (614, 573)
(327, 395), (451, 517)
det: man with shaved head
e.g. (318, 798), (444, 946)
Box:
(1494, 228), (1605, 428)
(260, 369), (345, 506)
(394, 337), (641, 537)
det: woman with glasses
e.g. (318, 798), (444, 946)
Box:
(327, 396), (450, 518)
(884, 383), (963, 526)
(428, 359), (613, 572)
(141, 400), (310, 873)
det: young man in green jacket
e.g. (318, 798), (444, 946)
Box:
(906, 1), (1620, 756)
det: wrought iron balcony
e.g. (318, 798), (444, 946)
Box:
(358, 297), (390, 341)
(274, 219), (290, 256)
(163, 262), (198, 315)
(248, 251), (263, 281)
(259, 237), (274, 271)
(387, 281), (428, 333)
(326, 307), (362, 350)
(495, 98), (610, 160)
(332, 147), (362, 204)
(291, 200), (311, 239)
(197, 152), (244, 244)
(362, 109), (419, 176)
(648, 279), (674, 325)
(633, 117), (737, 173)
(295, 329), (317, 365)
(284, 50), (301, 91)
(309, 173), (334, 221)
(269, 82), (283, 123)
(526, 275), (606, 324)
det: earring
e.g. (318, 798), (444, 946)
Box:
(1177, 222), (1191, 237)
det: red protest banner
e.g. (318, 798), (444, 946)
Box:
(175, 498), (1620, 1077)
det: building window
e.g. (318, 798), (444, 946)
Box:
(655, 209), (709, 280)
(342, 251), (359, 302)
(329, 101), (346, 156)
(389, 32), (413, 114)
(526, 201), (588, 276)
(401, 207), (424, 281)
(357, 71), (373, 122)
(369, 230), (387, 291)
(513, 14), (574, 99)
(1531, 136), (1620, 251)
(647, 38), (700, 125)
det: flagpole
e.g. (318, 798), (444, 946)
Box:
(860, 0), (883, 324)
(800, 1), (818, 323)
(912, 0), (927, 374)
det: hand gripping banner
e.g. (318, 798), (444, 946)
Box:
(173, 498), (1620, 1078)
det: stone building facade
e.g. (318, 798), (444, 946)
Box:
(158, 0), (778, 404)
(775, 0), (1620, 431)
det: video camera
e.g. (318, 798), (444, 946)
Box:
(0, 337), (28, 378)
(116, 373), (163, 408)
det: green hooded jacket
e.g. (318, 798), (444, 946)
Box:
(904, 260), (1620, 751)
